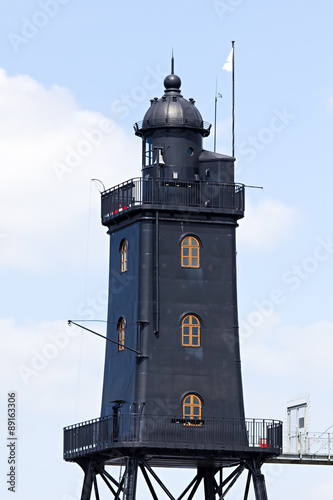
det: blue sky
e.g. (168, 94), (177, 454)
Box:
(1, 0), (333, 498)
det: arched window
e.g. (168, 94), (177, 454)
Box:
(117, 317), (125, 351)
(181, 236), (200, 268)
(182, 315), (200, 347)
(120, 239), (128, 273)
(183, 394), (202, 425)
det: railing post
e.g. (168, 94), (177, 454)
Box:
(305, 431), (308, 455)
(329, 433), (331, 460)
(298, 433), (302, 458)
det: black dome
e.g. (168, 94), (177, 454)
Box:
(134, 73), (211, 137)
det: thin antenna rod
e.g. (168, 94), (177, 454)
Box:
(68, 320), (141, 354)
(214, 80), (222, 153)
(232, 40), (235, 157)
(171, 49), (174, 74)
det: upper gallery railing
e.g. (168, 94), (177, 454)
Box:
(64, 414), (282, 460)
(133, 119), (212, 135)
(101, 178), (244, 224)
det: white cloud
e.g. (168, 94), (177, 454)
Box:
(237, 197), (299, 250)
(242, 318), (333, 380)
(0, 318), (104, 416)
(0, 316), (105, 499)
(241, 314), (333, 431)
(0, 69), (140, 271)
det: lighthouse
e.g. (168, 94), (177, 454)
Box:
(64, 64), (282, 500)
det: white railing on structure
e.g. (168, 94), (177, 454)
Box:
(286, 432), (333, 458)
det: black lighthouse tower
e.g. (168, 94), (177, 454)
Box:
(64, 65), (282, 500)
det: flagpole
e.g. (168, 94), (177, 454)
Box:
(214, 77), (217, 153)
(232, 40), (235, 157)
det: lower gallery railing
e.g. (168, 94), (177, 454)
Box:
(64, 414), (282, 459)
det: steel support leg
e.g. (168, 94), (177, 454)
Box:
(80, 460), (94, 500)
(248, 460), (268, 500)
(243, 470), (251, 500)
(202, 468), (216, 500)
(123, 456), (138, 500)
(252, 471), (268, 500)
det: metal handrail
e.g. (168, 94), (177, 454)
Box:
(287, 431), (333, 457)
(133, 119), (211, 132)
(64, 414), (282, 459)
(101, 177), (245, 224)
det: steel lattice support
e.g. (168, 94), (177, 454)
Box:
(75, 455), (271, 500)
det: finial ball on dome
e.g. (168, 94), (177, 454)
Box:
(164, 74), (181, 90)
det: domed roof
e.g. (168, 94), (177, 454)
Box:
(134, 73), (211, 137)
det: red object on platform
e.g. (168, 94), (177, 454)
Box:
(260, 438), (268, 448)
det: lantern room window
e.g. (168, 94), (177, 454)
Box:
(144, 137), (153, 166)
